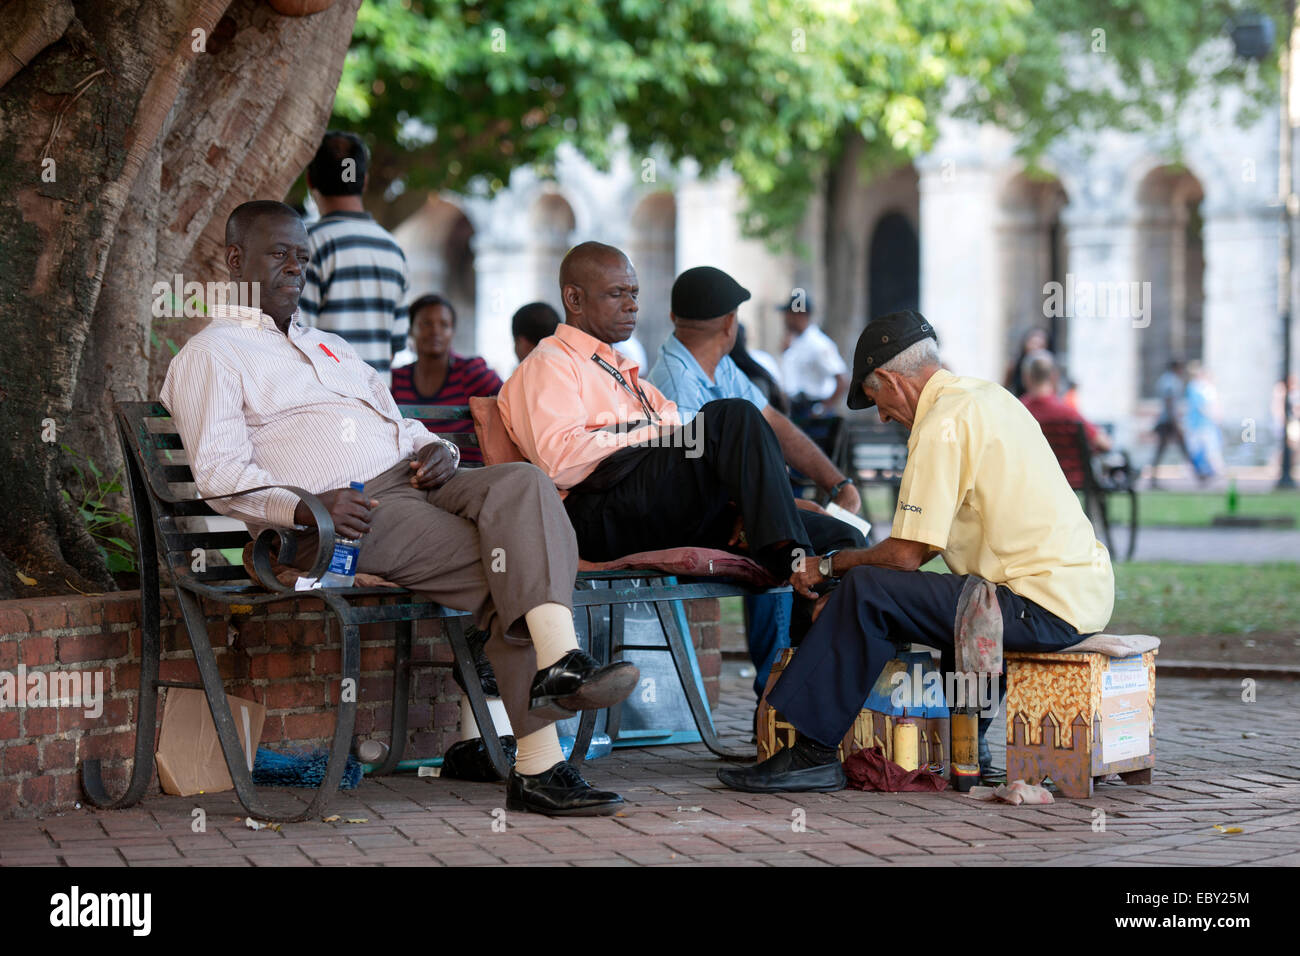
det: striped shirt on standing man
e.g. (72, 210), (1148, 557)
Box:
(300, 130), (409, 385)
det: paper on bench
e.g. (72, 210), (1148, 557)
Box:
(825, 502), (871, 540)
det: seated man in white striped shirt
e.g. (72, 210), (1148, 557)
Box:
(160, 200), (637, 817)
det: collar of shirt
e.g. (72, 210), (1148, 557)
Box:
(207, 302), (306, 334)
(553, 322), (644, 380)
(910, 367), (957, 433)
(660, 333), (718, 384)
(318, 210), (375, 223)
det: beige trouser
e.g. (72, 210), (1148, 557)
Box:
(301, 459), (580, 740)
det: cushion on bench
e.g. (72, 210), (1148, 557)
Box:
(1066, 633), (1160, 657)
(469, 395), (526, 466)
(579, 547), (777, 588)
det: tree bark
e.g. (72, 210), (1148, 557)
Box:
(0, 0), (76, 90)
(0, 0), (361, 598)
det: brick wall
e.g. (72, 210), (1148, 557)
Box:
(0, 591), (721, 819)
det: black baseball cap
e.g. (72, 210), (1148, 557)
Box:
(671, 266), (751, 319)
(847, 309), (939, 409)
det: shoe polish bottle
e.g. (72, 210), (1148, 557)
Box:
(951, 704), (979, 792)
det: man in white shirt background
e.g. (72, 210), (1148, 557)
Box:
(780, 291), (849, 414)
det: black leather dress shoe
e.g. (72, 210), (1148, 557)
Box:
(528, 649), (639, 721)
(717, 745), (846, 794)
(506, 761), (625, 816)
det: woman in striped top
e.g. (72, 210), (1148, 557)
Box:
(390, 294), (503, 464)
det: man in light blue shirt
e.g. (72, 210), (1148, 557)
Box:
(648, 267), (866, 701)
(651, 326), (772, 420)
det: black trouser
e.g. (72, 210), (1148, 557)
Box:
(563, 398), (864, 578)
(1152, 420), (1191, 470)
(767, 566), (1089, 748)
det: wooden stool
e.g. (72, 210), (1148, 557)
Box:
(1005, 644), (1157, 798)
(757, 648), (950, 768)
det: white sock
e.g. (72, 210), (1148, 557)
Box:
(514, 724), (565, 775)
(524, 602), (579, 669)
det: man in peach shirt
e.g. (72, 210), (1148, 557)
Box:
(498, 242), (857, 593)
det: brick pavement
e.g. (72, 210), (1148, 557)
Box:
(1, 668), (1297, 867)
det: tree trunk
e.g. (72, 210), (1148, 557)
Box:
(0, 0), (362, 598)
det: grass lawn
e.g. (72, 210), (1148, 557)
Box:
(1109, 562), (1300, 637)
(858, 485), (1300, 529)
(1105, 490), (1300, 528)
(721, 562), (1299, 642)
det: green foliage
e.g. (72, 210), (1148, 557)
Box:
(334, 0), (1285, 240)
(60, 445), (137, 574)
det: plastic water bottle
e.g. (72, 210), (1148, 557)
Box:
(319, 481), (365, 587)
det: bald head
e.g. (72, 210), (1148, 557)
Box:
(226, 200), (300, 248)
(223, 200), (307, 331)
(559, 241), (639, 344)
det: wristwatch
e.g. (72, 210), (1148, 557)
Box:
(436, 436), (461, 471)
(818, 549), (840, 579)
(828, 477), (853, 500)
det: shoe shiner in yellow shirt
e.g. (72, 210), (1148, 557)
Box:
(718, 311), (1114, 794)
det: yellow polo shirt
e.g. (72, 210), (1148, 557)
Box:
(891, 369), (1114, 634)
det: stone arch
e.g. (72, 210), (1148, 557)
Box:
(867, 210), (920, 320)
(823, 145), (919, 349)
(998, 171), (1070, 382)
(393, 196), (478, 357)
(627, 191), (678, 357)
(529, 191), (577, 308)
(1135, 165), (1205, 396)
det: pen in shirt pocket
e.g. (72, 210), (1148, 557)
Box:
(319, 343), (340, 363)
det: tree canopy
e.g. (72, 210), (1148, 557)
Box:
(333, 0), (1284, 238)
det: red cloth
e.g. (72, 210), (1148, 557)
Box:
(843, 746), (949, 793)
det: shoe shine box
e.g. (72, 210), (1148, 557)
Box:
(756, 648), (951, 769)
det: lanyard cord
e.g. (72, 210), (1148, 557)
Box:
(591, 353), (660, 424)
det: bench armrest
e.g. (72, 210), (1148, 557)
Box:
(248, 486), (335, 593)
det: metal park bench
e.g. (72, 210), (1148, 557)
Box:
(85, 402), (768, 822)
(843, 419), (910, 530)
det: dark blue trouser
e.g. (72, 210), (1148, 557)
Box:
(767, 566), (1090, 748)
(744, 591), (793, 698)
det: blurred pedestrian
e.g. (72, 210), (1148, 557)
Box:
(1184, 361), (1223, 483)
(1150, 360), (1191, 488)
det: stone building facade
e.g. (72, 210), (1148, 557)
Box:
(392, 83), (1296, 460)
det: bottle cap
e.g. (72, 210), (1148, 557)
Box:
(350, 481), (365, 491)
